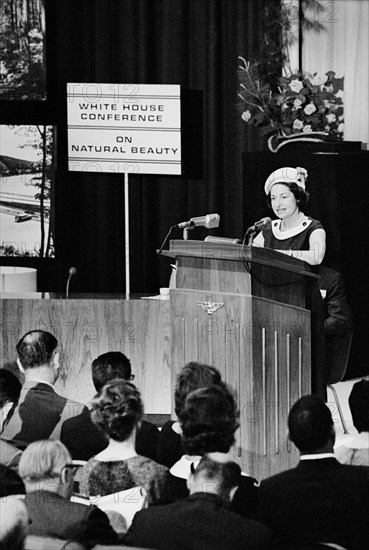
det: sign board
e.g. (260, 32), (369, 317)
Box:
(67, 83), (181, 175)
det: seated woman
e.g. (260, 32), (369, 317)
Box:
(164, 384), (259, 519)
(156, 361), (225, 468)
(253, 166), (326, 265)
(79, 380), (167, 504)
(335, 379), (369, 466)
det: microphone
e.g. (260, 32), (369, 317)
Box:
(246, 216), (271, 234)
(176, 213), (220, 229)
(66, 267), (77, 299)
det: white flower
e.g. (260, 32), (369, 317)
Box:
(324, 84), (334, 93)
(326, 113), (337, 123)
(293, 119), (304, 130)
(292, 99), (302, 111)
(303, 125), (313, 133)
(304, 103), (316, 115)
(338, 115), (344, 122)
(289, 79), (304, 93)
(338, 123), (344, 133)
(335, 89), (344, 99)
(310, 73), (328, 86)
(241, 110), (251, 122)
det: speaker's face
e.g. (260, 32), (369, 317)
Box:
(270, 183), (299, 221)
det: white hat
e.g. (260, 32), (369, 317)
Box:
(264, 166), (308, 195)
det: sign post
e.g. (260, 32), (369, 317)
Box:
(67, 83), (181, 294)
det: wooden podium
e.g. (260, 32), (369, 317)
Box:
(164, 239), (320, 480)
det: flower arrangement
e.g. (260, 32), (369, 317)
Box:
(238, 57), (344, 141)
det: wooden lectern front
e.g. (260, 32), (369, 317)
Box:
(164, 239), (320, 480)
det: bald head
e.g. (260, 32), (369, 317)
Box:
(16, 330), (58, 370)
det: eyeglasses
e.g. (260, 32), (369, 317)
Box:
(61, 463), (79, 477)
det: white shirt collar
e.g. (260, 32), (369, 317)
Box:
(170, 455), (201, 479)
(272, 215), (312, 240)
(300, 453), (336, 460)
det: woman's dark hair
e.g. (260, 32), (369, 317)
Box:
(348, 380), (369, 433)
(266, 181), (310, 211)
(179, 384), (239, 456)
(90, 379), (143, 442)
(0, 369), (22, 427)
(174, 362), (223, 418)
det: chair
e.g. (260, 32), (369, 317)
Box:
(25, 536), (85, 550)
(326, 332), (353, 434)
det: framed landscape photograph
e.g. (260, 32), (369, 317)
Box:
(0, 0), (46, 100)
(0, 124), (56, 257)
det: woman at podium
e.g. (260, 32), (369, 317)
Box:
(253, 166), (326, 266)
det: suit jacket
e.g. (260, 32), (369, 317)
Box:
(259, 457), (369, 550)
(61, 412), (159, 461)
(318, 265), (353, 337)
(25, 491), (118, 548)
(318, 266), (354, 385)
(1, 381), (88, 452)
(124, 492), (271, 550)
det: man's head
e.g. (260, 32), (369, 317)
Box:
(0, 497), (28, 550)
(0, 369), (22, 432)
(187, 456), (241, 503)
(91, 351), (132, 393)
(288, 394), (335, 454)
(16, 330), (59, 384)
(18, 440), (74, 499)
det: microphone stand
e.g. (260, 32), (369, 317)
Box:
(183, 226), (194, 240)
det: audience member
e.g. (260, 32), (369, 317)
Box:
(1, 331), (91, 459)
(165, 384), (259, 519)
(124, 456), (271, 550)
(156, 361), (225, 468)
(18, 440), (119, 548)
(0, 496), (28, 550)
(259, 394), (369, 549)
(79, 380), (167, 504)
(0, 368), (22, 467)
(61, 351), (159, 460)
(335, 379), (369, 465)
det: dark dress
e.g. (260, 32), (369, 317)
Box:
(261, 217), (324, 250)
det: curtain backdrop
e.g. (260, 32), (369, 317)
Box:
(302, 0), (369, 146)
(47, 0), (265, 293)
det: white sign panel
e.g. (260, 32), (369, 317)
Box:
(67, 83), (181, 175)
